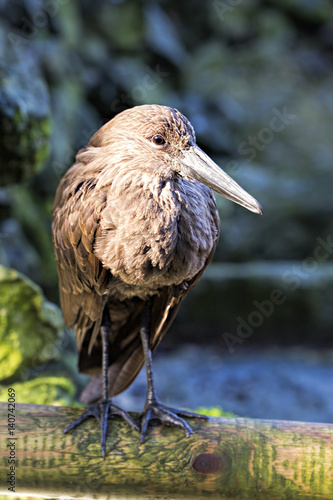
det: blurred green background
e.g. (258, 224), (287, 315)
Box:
(0, 0), (332, 413)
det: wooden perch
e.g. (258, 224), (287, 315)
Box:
(0, 403), (333, 499)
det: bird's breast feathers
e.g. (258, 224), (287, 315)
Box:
(94, 173), (219, 293)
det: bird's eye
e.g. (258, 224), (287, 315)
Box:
(152, 135), (166, 146)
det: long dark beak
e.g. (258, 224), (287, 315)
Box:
(179, 146), (262, 215)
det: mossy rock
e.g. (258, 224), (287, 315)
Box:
(0, 266), (64, 381)
(0, 62), (51, 185)
(0, 376), (75, 406)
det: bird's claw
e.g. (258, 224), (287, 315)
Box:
(64, 400), (139, 459)
(138, 400), (207, 444)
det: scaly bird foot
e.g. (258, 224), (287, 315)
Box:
(138, 399), (208, 444)
(64, 400), (139, 459)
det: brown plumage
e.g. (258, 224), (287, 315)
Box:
(52, 104), (262, 456)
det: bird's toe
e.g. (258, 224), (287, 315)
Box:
(109, 403), (140, 432)
(138, 401), (202, 443)
(64, 400), (138, 459)
(166, 406), (208, 421)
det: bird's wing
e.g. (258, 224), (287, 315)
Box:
(80, 221), (219, 403)
(52, 151), (111, 352)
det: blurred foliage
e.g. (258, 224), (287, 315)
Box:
(0, 62), (51, 185)
(0, 0), (332, 349)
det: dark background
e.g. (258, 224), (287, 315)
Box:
(0, 0), (332, 421)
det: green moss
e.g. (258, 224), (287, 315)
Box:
(0, 266), (64, 381)
(195, 406), (236, 417)
(0, 376), (75, 406)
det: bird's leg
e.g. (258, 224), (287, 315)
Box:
(139, 300), (207, 444)
(64, 307), (139, 459)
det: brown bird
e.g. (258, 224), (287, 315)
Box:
(52, 104), (262, 458)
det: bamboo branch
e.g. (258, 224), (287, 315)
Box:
(0, 403), (333, 499)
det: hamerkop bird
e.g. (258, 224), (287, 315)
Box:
(52, 104), (262, 457)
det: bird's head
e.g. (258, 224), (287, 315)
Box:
(91, 104), (262, 215)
